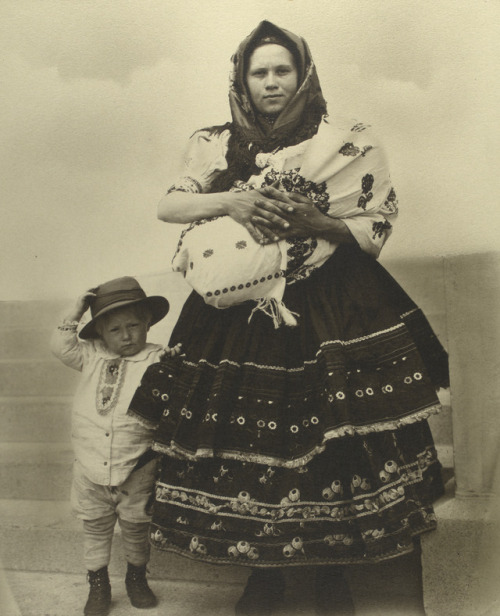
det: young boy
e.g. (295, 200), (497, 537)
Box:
(51, 276), (180, 616)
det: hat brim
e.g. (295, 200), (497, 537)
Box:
(79, 296), (169, 340)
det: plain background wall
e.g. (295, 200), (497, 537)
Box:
(0, 0), (498, 301)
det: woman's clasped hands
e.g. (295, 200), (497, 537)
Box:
(225, 184), (327, 245)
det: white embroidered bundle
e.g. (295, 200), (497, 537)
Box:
(172, 215), (299, 327)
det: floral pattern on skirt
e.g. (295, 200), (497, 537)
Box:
(149, 423), (443, 565)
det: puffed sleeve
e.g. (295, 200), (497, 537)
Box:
(167, 128), (231, 194)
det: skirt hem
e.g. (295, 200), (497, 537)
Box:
(149, 523), (436, 568)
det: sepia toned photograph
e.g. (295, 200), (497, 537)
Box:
(0, 1), (498, 615)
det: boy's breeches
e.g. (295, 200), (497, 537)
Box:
(71, 458), (157, 571)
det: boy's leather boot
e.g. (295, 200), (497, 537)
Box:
(84, 566), (111, 616)
(125, 562), (158, 608)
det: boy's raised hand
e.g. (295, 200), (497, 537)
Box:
(67, 289), (97, 322)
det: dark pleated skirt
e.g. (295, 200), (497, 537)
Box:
(130, 245), (449, 566)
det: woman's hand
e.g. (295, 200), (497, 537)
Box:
(253, 186), (327, 237)
(222, 190), (291, 244)
(159, 184), (354, 245)
(253, 186), (355, 244)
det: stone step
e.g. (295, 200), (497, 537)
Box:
(0, 300), (66, 329)
(3, 571), (241, 616)
(0, 359), (79, 396)
(2, 565), (428, 616)
(0, 327), (54, 359)
(0, 438), (454, 502)
(0, 499), (246, 585)
(0, 443), (73, 500)
(420, 480), (500, 616)
(0, 397), (71, 442)
(0, 500), (428, 615)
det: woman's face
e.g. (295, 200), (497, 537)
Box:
(246, 44), (298, 116)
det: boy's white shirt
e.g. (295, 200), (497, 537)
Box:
(51, 326), (164, 486)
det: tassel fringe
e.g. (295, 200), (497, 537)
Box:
(249, 297), (300, 328)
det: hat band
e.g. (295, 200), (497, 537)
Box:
(91, 288), (147, 318)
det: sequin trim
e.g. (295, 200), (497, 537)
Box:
(151, 403), (441, 469)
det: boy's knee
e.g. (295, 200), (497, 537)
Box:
(119, 519), (149, 538)
(83, 513), (117, 536)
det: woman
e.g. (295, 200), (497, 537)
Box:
(130, 21), (449, 616)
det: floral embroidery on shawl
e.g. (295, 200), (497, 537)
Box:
(260, 168), (330, 277)
(358, 174), (374, 210)
(372, 220), (393, 239)
(383, 187), (399, 215)
(339, 143), (373, 158)
(263, 168), (330, 214)
(286, 237), (318, 275)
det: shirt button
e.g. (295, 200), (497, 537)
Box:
(104, 461), (108, 466)
(105, 433), (110, 437)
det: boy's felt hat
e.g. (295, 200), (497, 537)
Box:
(79, 276), (169, 340)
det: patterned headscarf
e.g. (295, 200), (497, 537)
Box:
(229, 21), (326, 140)
(209, 21), (327, 193)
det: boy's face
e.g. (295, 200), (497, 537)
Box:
(98, 307), (149, 357)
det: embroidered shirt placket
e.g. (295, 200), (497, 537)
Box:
(96, 359), (127, 415)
